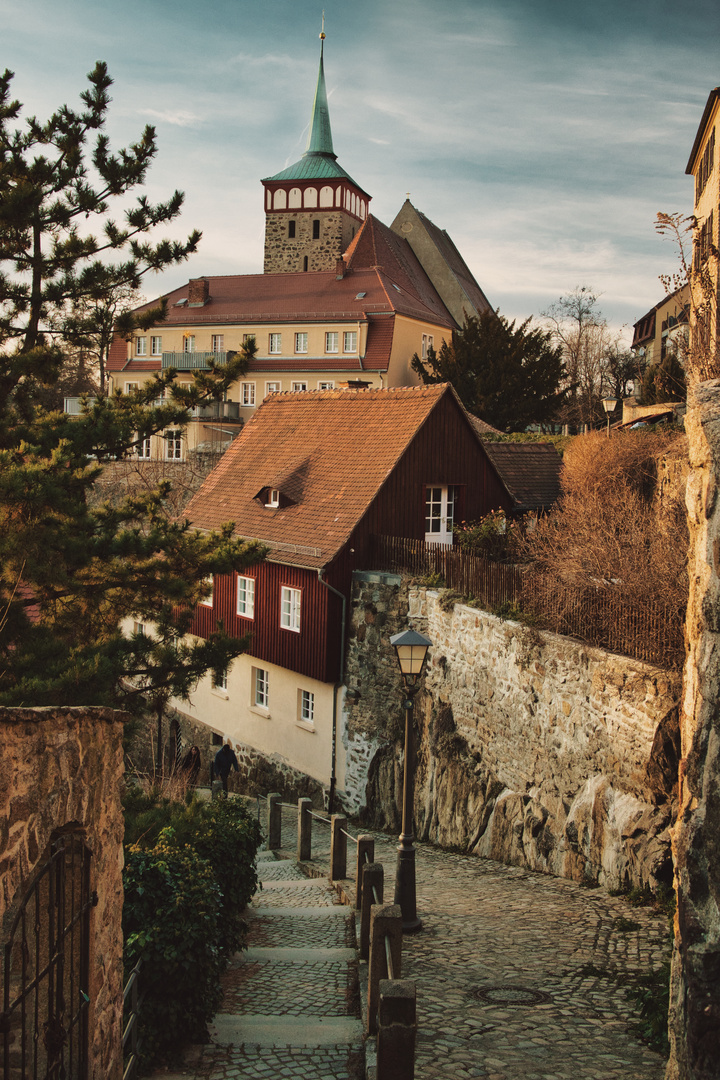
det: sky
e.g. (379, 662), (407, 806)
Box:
(2, 0), (719, 342)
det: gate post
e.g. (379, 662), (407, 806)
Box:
(377, 979), (416, 1080)
(356, 835), (375, 910)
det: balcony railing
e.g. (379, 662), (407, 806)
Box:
(64, 396), (83, 415)
(161, 351), (228, 370)
(190, 401), (241, 421)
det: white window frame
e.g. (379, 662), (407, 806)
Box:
(133, 621), (146, 637)
(325, 332), (339, 353)
(269, 333), (282, 354)
(124, 381), (139, 393)
(425, 485), (458, 545)
(183, 335), (195, 354)
(280, 586), (301, 633)
(265, 489), (280, 508)
(151, 335), (162, 356)
(136, 436), (152, 459)
(135, 337), (147, 357)
(211, 334), (224, 353)
(317, 380), (335, 390)
(242, 333), (256, 345)
(291, 381), (308, 392)
(200, 576), (214, 607)
(241, 382), (256, 407)
(165, 431), (184, 461)
(298, 689), (315, 728)
(343, 331), (357, 353)
(265, 381), (281, 397)
(212, 667), (228, 694)
(295, 332), (308, 354)
(237, 576), (255, 618)
(254, 667), (269, 709)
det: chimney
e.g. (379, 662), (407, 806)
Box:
(335, 258), (345, 280)
(188, 277), (209, 306)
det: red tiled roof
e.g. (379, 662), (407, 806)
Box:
(467, 413), (503, 437)
(481, 442), (563, 513)
(184, 383), (464, 568)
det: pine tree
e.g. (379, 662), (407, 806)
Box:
(411, 310), (567, 431)
(0, 63), (263, 710)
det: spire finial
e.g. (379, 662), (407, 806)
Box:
(320, 11), (325, 40)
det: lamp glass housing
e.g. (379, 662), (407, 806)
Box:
(602, 397), (619, 414)
(390, 628), (432, 686)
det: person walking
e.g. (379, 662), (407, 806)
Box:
(211, 740), (239, 794)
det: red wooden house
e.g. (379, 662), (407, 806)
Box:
(174, 383), (513, 804)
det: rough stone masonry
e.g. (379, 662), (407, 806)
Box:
(344, 572), (681, 893)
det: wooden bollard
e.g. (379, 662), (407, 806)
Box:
(377, 979), (416, 1080)
(360, 862), (383, 960)
(267, 792), (282, 850)
(297, 797), (312, 862)
(356, 835), (375, 910)
(330, 814), (347, 881)
(367, 903), (402, 1036)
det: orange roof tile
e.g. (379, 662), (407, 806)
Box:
(184, 384), (461, 568)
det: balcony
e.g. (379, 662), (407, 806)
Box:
(161, 351), (229, 370)
(64, 396), (84, 415)
(190, 401), (241, 421)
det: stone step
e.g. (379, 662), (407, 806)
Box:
(209, 1013), (363, 1048)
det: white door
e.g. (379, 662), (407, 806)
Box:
(425, 486), (457, 545)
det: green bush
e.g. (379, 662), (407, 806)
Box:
(454, 510), (520, 561)
(123, 833), (224, 1065)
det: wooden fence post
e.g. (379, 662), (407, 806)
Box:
(356, 835), (375, 910)
(377, 979), (416, 1080)
(360, 862), (384, 960)
(367, 903), (403, 1035)
(267, 792), (282, 850)
(330, 814), (347, 881)
(297, 797), (312, 862)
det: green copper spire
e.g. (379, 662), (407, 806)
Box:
(305, 37), (335, 157)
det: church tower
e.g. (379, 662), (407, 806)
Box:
(262, 30), (371, 273)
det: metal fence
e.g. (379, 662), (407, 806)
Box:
(370, 535), (684, 670)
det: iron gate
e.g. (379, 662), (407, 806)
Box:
(1, 831), (97, 1080)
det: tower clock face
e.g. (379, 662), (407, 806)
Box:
(400, 222), (413, 234)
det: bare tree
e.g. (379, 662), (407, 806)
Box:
(541, 286), (615, 429)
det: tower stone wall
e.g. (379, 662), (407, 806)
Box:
(264, 210), (360, 273)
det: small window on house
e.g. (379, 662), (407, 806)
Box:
(292, 381), (308, 392)
(280, 586), (301, 632)
(135, 337), (147, 356)
(133, 621), (146, 637)
(183, 335), (195, 353)
(254, 667), (269, 709)
(165, 431), (183, 461)
(303, 256), (309, 272)
(318, 380), (335, 390)
(242, 333), (256, 345)
(312, 219), (320, 240)
(269, 333), (282, 354)
(298, 689), (315, 727)
(288, 220), (296, 238)
(237, 576), (255, 618)
(325, 332), (339, 353)
(151, 335), (162, 356)
(136, 436), (152, 459)
(241, 382), (256, 407)
(200, 576), (214, 607)
(124, 381), (139, 393)
(212, 668), (228, 692)
(295, 332), (308, 354)
(266, 489), (280, 508)
(265, 381), (281, 397)
(211, 334), (224, 353)
(343, 331), (357, 353)
(355, 292), (366, 300)
(212, 731), (223, 746)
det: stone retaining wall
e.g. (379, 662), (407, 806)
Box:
(0, 706), (126, 1080)
(344, 574), (681, 891)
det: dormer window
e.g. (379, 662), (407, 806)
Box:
(266, 489), (280, 508)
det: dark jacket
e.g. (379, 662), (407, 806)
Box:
(212, 744), (239, 780)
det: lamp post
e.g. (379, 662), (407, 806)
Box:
(390, 627), (432, 933)
(602, 397), (618, 437)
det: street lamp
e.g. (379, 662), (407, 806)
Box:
(390, 627), (432, 932)
(602, 397), (618, 437)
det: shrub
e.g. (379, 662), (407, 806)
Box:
(454, 509), (520, 562)
(123, 833), (224, 1065)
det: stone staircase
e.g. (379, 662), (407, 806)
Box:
(203, 849), (364, 1079)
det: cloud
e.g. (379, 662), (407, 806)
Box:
(138, 108), (202, 128)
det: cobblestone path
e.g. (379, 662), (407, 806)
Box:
(191, 851), (364, 1080)
(364, 834), (670, 1080)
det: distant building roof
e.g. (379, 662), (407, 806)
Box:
(467, 413), (503, 437)
(183, 384), (468, 568)
(481, 442), (563, 513)
(686, 87), (720, 175)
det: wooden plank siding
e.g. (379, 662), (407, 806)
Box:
(190, 394), (512, 683)
(189, 560), (343, 683)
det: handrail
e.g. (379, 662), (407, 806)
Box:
(384, 935), (395, 981)
(122, 959), (143, 1080)
(341, 828), (358, 843)
(308, 810), (331, 824)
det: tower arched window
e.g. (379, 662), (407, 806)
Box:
(304, 187), (318, 208)
(320, 186), (333, 207)
(274, 189), (287, 210)
(289, 188), (301, 208)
